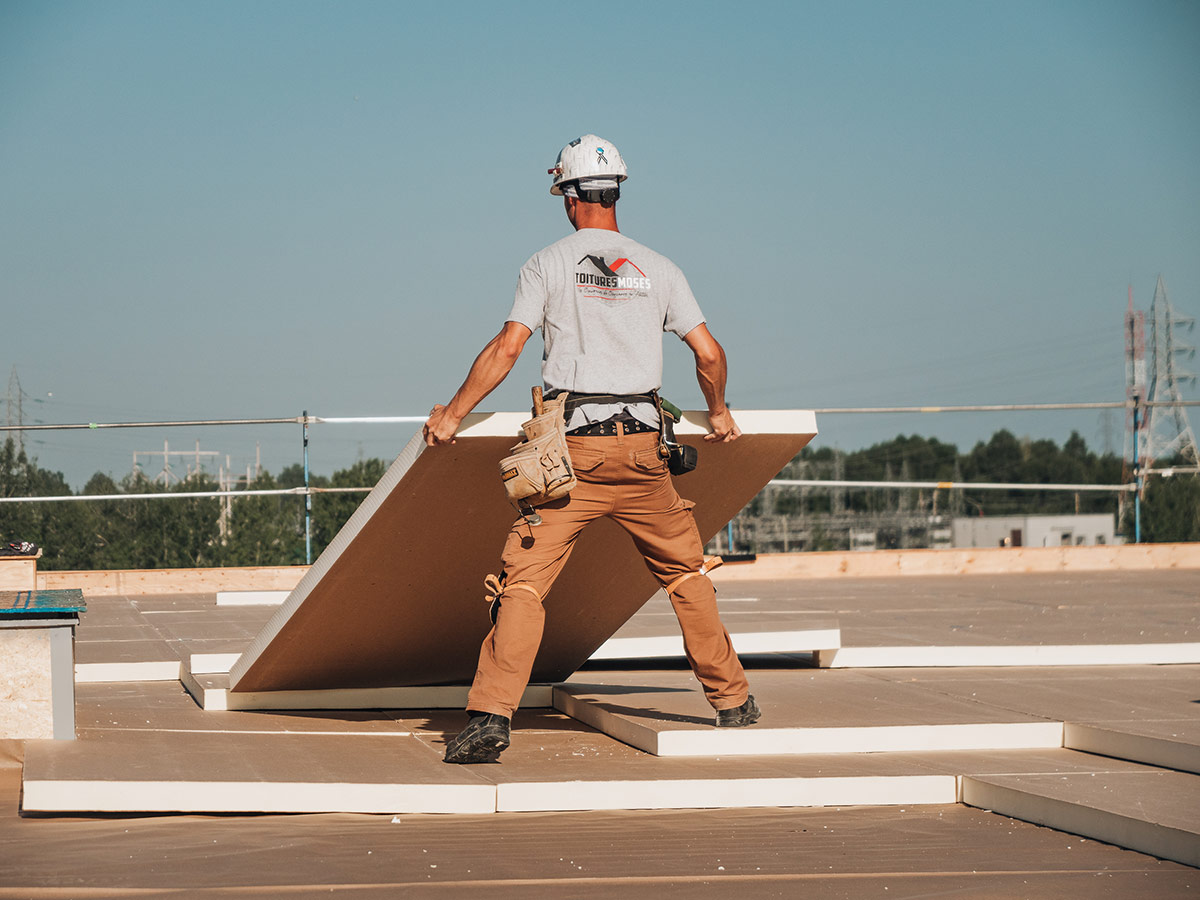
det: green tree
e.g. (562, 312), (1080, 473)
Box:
(765, 429), (1124, 526)
(1129, 469), (1200, 543)
(310, 458), (386, 556)
(72, 473), (133, 570)
(0, 437), (43, 547)
(100, 471), (223, 569)
(224, 471), (305, 566)
(0, 438), (85, 569)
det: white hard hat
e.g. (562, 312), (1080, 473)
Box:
(547, 134), (628, 196)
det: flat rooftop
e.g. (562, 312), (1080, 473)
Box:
(2, 564), (1198, 897)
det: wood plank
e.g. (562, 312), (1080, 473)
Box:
(0, 556), (37, 592)
(38, 565), (310, 595)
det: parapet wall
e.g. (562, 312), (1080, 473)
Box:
(711, 542), (1200, 581)
(36, 565), (310, 596)
(24, 543), (1200, 595)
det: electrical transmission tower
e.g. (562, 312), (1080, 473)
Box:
(4, 367), (28, 453)
(1143, 276), (1199, 469)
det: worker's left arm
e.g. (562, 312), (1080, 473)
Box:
(683, 323), (741, 443)
(423, 321), (533, 446)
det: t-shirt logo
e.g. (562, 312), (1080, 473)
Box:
(579, 255), (644, 278)
(575, 255), (653, 298)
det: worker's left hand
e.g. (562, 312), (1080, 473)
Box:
(423, 404), (462, 446)
(704, 408), (741, 443)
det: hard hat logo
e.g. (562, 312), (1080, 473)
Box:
(548, 134), (628, 196)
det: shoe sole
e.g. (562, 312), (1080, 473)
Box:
(715, 699), (762, 728)
(443, 733), (511, 765)
(715, 712), (761, 728)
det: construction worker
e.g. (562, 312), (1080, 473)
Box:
(423, 134), (759, 764)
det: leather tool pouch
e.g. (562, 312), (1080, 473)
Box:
(668, 441), (699, 476)
(656, 394), (699, 476)
(499, 392), (576, 505)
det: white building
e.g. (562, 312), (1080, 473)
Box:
(951, 513), (1117, 549)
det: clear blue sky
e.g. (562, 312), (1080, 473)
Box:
(2, 1), (1198, 488)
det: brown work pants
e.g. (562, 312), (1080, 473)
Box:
(466, 427), (750, 719)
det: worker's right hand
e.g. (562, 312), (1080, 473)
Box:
(423, 404), (462, 447)
(704, 407), (741, 443)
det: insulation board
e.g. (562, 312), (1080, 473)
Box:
(230, 410), (816, 693)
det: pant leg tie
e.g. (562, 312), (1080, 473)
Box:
(483, 573), (544, 624)
(663, 556), (724, 596)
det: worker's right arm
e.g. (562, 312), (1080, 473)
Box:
(683, 323), (741, 443)
(423, 321), (533, 446)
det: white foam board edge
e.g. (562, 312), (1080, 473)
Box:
(496, 774), (955, 812)
(21, 779), (496, 815)
(188, 653), (243, 675)
(75, 660), (182, 683)
(1064, 723), (1200, 775)
(590, 628), (840, 661)
(654, 722), (1066, 757)
(215, 591), (290, 606)
(556, 687), (1064, 757)
(816, 643), (1200, 668)
(190, 680), (555, 712)
(962, 776), (1200, 869)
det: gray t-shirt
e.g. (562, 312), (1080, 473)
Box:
(507, 228), (705, 428)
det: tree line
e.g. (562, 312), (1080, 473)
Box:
(1, 430), (1196, 570)
(0, 437), (385, 570)
(773, 429), (1122, 516)
(764, 429), (1197, 542)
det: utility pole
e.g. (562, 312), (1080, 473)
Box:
(132, 440), (220, 485)
(1122, 286), (1147, 531)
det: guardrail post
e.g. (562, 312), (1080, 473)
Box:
(1132, 393), (1142, 544)
(303, 410), (312, 564)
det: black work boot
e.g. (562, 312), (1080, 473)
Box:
(443, 712), (511, 764)
(715, 695), (761, 728)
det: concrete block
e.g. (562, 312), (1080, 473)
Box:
(0, 628), (55, 739)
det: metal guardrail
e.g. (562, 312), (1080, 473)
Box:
(0, 486), (371, 504)
(0, 476), (1133, 506)
(0, 400), (1189, 553)
(769, 479), (1133, 493)
(1, 400), (1198, 434)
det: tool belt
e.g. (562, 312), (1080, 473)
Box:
(545, 390), (656, 418)
(498, 388), (576, 516)
(568, 417), (657, 436)
(543, 388), (698, 475)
